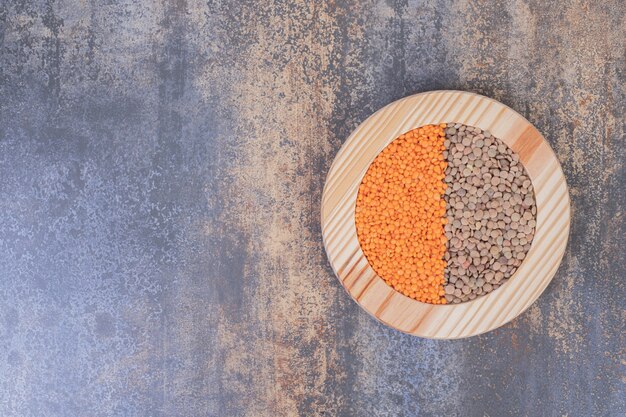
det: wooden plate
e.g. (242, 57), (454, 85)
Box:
(321, 90), (570, 339)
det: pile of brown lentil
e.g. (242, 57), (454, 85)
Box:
(442, 124), (536, 303)
(355, 123), (537, 304)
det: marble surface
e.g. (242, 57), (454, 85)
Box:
(0, 1), (624, 416)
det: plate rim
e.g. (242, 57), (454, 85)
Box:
(321, 90), (571, 339)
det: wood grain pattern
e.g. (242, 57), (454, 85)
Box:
(321, 91), (571, 339)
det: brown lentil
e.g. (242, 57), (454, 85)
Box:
(443, 124), (536, 303)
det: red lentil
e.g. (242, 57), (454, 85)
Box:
(355, 124), (448, 304)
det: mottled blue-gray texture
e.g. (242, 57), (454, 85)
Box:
(0, 0), (624, 416)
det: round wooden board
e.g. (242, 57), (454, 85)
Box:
(321, 90), (571, 339)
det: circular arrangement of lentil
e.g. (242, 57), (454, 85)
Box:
(355, 123), (537, 304)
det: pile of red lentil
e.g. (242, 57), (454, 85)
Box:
(355, 123), (536, 304)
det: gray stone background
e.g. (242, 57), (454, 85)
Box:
(0, 1), (624, 416)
